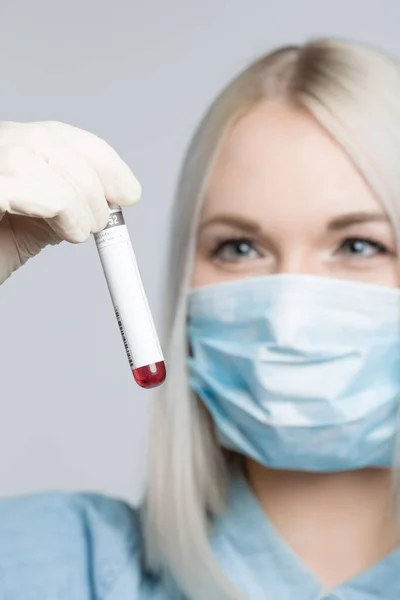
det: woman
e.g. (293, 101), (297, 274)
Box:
(0, 37), (399, 600)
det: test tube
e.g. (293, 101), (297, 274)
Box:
(94, 206), (166, 388)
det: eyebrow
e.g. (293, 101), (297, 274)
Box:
(327, 212), (390, 230)
(198, 215), (261, 233)
(198, 212), (390, 234)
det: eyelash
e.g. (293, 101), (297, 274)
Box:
(211, 238), (260, 261)
(337, 237), (389, 257)
(211, 236), (389, 261)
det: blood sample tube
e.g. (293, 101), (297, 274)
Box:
(94, 207), (166, 388)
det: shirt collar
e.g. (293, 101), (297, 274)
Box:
(211, 468), (400, 600)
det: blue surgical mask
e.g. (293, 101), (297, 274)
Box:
(187, 275), (400, 471)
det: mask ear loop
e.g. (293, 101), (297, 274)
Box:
(390, 386), (400, 529)
(390, 295), (400, 528)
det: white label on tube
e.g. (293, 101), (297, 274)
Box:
(94, 210), (164, 369)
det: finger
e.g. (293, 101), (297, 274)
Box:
(0, 146), (109, 236)
(0, 213), (62, 284)
(0, 172), (93, 243)
(0, 144), (111, 234)
(39, 121), (142, 208)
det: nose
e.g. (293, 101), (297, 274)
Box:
(266, 251), (327, 346)
(275, 252), (325, 277)
(265, 291), (306, 346)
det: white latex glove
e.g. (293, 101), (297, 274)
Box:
(0, 121), (142, 285)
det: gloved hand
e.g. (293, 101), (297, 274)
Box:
(0, 121), (142, 285)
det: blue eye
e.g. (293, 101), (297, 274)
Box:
(339, 238), (388, 257)
(212, 239), (261, 261)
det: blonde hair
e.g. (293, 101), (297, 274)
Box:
(143, 38), (400, 599)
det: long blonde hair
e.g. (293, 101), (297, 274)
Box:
(143, 38), (400, 599)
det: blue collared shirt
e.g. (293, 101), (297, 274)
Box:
(0, 471), (398, 599)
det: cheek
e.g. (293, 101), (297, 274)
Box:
(341, 260), (400, 288)
(191, 251), (256, 288)
(190, 253), (220, 288)
(369, 263), (400, 288)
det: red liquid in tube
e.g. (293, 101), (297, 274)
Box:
(133, 361), (167, 388)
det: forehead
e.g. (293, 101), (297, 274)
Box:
(202, 101), (383, 222)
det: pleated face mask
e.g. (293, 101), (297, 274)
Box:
(187, 274), (400, 471)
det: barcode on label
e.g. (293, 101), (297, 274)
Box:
(114, 306), (134, 369)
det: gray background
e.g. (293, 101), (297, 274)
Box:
(0, 0), (398, 504)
